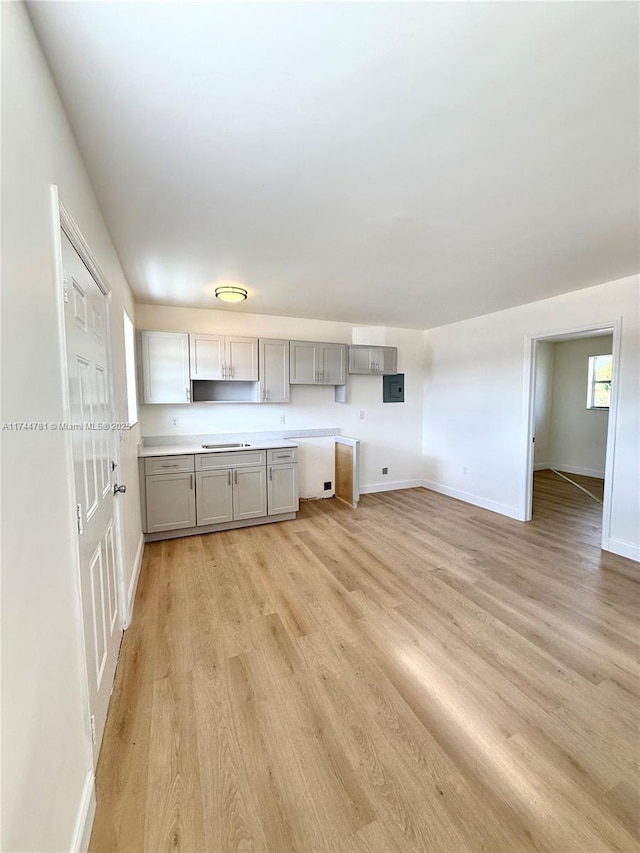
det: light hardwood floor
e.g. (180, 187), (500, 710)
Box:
(90, 473), (640, 852)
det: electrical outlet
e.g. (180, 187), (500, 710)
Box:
(382, 467), (388, 475)
(359, 410), (365, 419)
(279, 415), (286, 425)
(324, 481), (332, 490)
(171, 417), (180, 428)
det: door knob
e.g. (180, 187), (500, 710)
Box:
(113, 484), (127, 495)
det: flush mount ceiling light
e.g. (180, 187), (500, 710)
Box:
(215, 285), (248, 303)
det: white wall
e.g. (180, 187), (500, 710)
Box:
(546, 335), (612, 478)
(533, 340), (555, 467)
(1, 4), (142, 850)
(136, 304), (425, 496)
(423, 275), (639, 561)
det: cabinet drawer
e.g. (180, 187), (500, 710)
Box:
(196, 450), (266, 470)
(144, 455), (194, 475)
(267, 448), (298, 464)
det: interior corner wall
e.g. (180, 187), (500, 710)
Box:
(422, 275), (640, 561)
(1, 4), (142, 850)
(549, 335), (613, 478)
(135, 304), (426, 496)
(533, 340), (555, 468)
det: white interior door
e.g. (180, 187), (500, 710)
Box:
(62, 232), (122, 761)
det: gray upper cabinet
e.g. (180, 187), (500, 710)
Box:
(189, 334), (258, 381)
(259, 339), (290, 403)
(140, 331), (190, 403)
(348, 345), (398, 375)
(289, 341), (347, 385)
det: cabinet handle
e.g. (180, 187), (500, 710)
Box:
(234, 470), (237, 485)
(269, 467), (273, 481)
(161, 463), (179, 468)
(275, 454), (288, 459)
(227, 470), (231, 486)
(222, 364), (226, 379)
(186, 386), (191, 401)
(320, 371), (324, 383)
(263, 388), (268, 401)
(190, 474), (193, 490)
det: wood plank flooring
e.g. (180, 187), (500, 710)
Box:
(90, 473), (640, 852)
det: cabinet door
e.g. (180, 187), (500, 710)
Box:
(319, 343), (347, 385)
(267, 464), (299, 515)
(189, 334), (224, 380)
(232, 466), (267, 520)
(141, 331), (190, 403)
(145, 472), (195, 532)
(348, 346), (375, 374)
(289, 341), (318, 384)
(376, 346), (398, 374)
(196, 469), (233, 525)
(226, 336), (258, 381)
(259, 339), (290, 402)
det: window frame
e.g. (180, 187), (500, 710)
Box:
(586, 353), (612, 411)
(123, 310), (139, 426)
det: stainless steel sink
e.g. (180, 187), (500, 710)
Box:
(201, 443), (251, 449)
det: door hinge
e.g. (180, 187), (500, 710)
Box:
(76, 503), (84, 535)
(89, 714), (97, 745)
(63, 269), (70, 303)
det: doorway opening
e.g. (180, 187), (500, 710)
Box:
(522, 321), (621, 552)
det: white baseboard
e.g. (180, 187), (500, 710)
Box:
(70, 769), (95, 853)
(360, 478), (424, 494)
(550, 464), (605, 479)
(126, 533), (145, 626)
(607, 538), (640, 563)
(421, 480), (521, 520)
(534, 462), (551, 471)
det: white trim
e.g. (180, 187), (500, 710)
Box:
(549, 464), (605, 480)
(125, 533), (145, 627)
(70, 770), (96, 853)
(608, 538), (640, 563)
(422, 480), (521, 520)
(59, 200), (110, 294)
(534, 462), (551, 471)
(520, 318), (622, 545)
(360, 478), (425, 494)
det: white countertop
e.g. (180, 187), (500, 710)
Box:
(139, 439), (298, 458)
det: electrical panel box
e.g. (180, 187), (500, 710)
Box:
(383, 373), (404, 403)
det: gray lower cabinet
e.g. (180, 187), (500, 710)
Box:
(145, 471), (196, 532)
(268, 463), (299, 515)
(196, 469), (233, 525)
(233, 465), (268, 519)
(196, 465), (267, 525)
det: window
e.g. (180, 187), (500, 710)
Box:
(586, 353), (612, 409)
(123, 311), (138, 425)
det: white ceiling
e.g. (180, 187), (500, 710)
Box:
(29, 2), (639, 330)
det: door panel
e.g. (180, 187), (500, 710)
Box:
(145, 472), (196, 532)
(259, 339), (290, 402)
(189, 334), (224, 380)
(233, 466), (267, 520)
(289, 341), (317, 384)
(227, 336), (258, 381)
(196, 469), (234, 525)
(62, 232), (122, 762)
(320, 344), (346, 385)
(141, 331), (190, 402)
(348, 347), (374, 374)
(268, 464), (299, 515)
